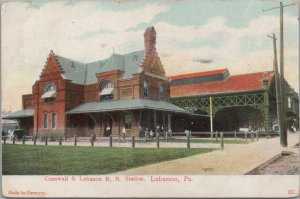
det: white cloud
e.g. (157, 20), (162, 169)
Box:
(1, 1), (170, 111)
(1, 1), (298, 112)
(154, 14), (298, 89)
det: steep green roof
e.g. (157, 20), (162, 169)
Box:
(56, 50), (144, 85)
(2, 109), (34, 119)
(122, 50), (145, 79)
(66, 99), (188, 114)
(56, 55), (87, 85)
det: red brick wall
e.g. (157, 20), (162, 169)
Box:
(33, 52), (67, 136)
(96, 70), (123, 101)
(138, 73), (170, 101)
(33, 77), (66, 136)
(95, 68), (168, 102)
(65, 81), (84, 110)
(22, 94), (33, 109)
(118, 75), (139, 100)
(83, 84), (99, 103)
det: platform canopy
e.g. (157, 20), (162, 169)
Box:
(66, 99), (188, 114)
(2, 109), (34, 119)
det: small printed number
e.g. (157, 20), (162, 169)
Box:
(288, 190), (296, 195)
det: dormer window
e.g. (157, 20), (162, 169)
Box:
(144, 81), (149, 98)
(159, 85), (165, 100)
(42, 83), (56, 102)
(100, 81), (114, 101)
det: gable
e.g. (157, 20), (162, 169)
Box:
(40, 51), (64, 78)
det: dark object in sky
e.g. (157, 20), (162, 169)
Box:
(193, 57), (214, 64)
(160, 53), (170, 57)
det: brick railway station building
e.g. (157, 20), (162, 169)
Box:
(3, 27), (299, 137)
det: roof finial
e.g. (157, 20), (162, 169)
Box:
(263, 72), (269, 82)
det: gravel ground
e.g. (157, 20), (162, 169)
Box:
(254, 152), (299, 175)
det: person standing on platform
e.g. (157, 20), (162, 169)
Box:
(122, 126), (126, 141)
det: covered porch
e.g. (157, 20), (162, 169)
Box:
(65, 99), (188, 137)
(2, 109), (34, 135)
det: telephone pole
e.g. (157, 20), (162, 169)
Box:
(279, 2), (287, 148)
(267, 34), (282, 144)
(263, 2), (295, 147)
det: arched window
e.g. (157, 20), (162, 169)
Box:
(102, 81), (113, 89)
(44, 83), (56, 92)
(124, 114), (132, 129)
(144, 81), (149, 98)
(100, 81), (114, 101)
(159, 85), (165, 100)
(42, 83), (56, 102)
(52, 113), (57, 129)
(88, 116), (95, 129)
(43, 113), (48, 128)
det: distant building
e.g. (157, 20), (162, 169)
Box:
(1, 113), (18, 134)
(3, 27), (298, 137)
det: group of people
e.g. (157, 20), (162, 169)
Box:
(121, 125), (172, 141)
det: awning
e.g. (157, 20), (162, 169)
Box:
(41, 90), (56, 98)
(66, 99), (189, 114)
(2, 109), (34, 119)
(99, 87), (114, 96)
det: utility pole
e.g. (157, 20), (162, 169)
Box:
(263, 2), (295, 147)
(210, 96), (213, 139)
(267, 34), (282, 143)
(279, 2), (287, 148)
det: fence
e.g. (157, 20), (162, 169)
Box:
(2, 131), (262, 150)
(170, 131), (278, 138)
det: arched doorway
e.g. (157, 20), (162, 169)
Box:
(87, 114), (96, 136)
(103, 114), (113, 137)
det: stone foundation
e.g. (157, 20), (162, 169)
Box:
(65, 128), (97, 137)
(34, 128), (65, 137)
(111, 127), (120, 137)
(130, 127), (140, 136)
(33, 126), (140, 138)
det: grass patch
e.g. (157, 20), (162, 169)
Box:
(2, 144), (214, 175)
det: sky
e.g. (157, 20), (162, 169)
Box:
(1, 0), (299, 112)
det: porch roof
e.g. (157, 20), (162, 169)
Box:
(66, 99), (188, 114)
(2, 109), (34, 119)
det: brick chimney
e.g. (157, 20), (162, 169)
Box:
(144, 26), (156, 56)
(140, 26), (165, 76)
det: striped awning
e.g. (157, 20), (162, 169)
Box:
(99, 88), (114, 96)
(41, 90), (56, 98)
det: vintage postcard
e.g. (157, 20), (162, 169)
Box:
(1, 0), (299, 198)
